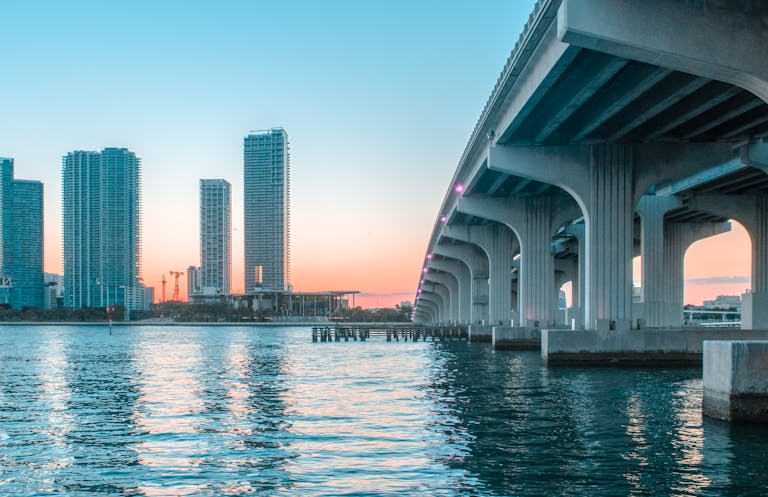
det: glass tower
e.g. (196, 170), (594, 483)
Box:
(244, 128), (290, 292)
(0, 158), (44, 309)
(62, 148), (142, 310)
(200, 179), (231, 294)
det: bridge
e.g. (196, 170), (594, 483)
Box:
(411, 0), (768, 421)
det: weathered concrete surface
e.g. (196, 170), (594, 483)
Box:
(492, 326), (541, 350)
(468, 325), (494, 343)
(542, 328), (768, 366)
(703, 340), (768, 423)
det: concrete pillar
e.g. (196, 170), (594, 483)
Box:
(431, 283), (451, 324)
(703, 340), (768, 423)
(434, 242), (489, 324)
(636, 194), (682, 327)
(417, 292), (440, 323)
(441, 223), (514, 325)
(453, 194), (582, 328)
(564, 223), (585, 328)
(585, 145), (634, 331)
(424, 271), (459, 323)
(429, 258), (471, 324)
(689, 194), (768, 330)
(555, 257), (577, 327)
(663, 222), (731, 327)
(519, 197), (555, 328)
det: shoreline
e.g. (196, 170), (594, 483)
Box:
(0, 321), (413, 327)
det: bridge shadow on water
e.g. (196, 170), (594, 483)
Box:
(423, 342), (768, 497)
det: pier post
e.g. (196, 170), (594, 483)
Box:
(703, 340), (768, 422)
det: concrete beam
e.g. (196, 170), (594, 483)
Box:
(428, 258), (471, 324)
(559, 0), (768, 103)
(424, 272), (459, 323)
(704, 340), (768, 423)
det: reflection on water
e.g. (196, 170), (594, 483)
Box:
(1, 326), (767, 496)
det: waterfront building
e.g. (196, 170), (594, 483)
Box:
(244, 128), (290, 292)
(0, 158), (44, 309)
(43, 273), (63, 309)
(62, 148), (144, 311)
(187, 265), (201, 298)
(200, 179), (231, 295)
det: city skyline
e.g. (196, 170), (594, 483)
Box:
(0, 1), (752, 308)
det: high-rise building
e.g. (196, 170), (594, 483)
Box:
(0, 158), (44, 309)
(62, 148), (143, 310)
(244, 128), (290, 292)
(200, 179), (231, 295)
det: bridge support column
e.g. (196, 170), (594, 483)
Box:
(689, 194), (768, 330)
(424, 272), (460, 323)
(636, 195), (682, 327)
(584, 145), (634, 331)
(434, 243), (489, 325)
(564, 223), (585, 329)
(430, 259), (472, 324)
(441, 224), (513, 325)
(519, 197), (555, 328)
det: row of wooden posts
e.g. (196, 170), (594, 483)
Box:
(312, 325), (468, 343)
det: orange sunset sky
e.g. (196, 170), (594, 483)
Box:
(2, 1), (754, 309)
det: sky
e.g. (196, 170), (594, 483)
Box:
(0, 1), (752, 308)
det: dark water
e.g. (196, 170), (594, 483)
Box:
(0, 326), (766, 496)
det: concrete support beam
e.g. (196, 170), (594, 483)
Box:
(636, 194), (682, 327)
(424, 272), (459, 323)
(428, 258), (471, 324)
(564, 222), (585, 328)
(432, 283), (451, 323)
(434, 242), (489, 324)
(689, 194), (768, 329)
(417, 295), (440, 324)
(488, 143), (735, 330)
(455, 193), (581, 328)
(704, 340), (768, 423)
(441, 223), (513, 325)
(558, 0), (768, 103)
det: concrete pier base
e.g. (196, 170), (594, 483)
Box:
(542, 328), (768, 366)
(492, 326), (540, 349)
(740, 292), (768, 330)
(703, 340), (768, 423)
(468, 325), (493, 343)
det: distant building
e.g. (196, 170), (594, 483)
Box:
(703, 294), (741, 310)
(62, 148), (145, 311)
(244, 128), (290, 292)
(44, 273), (63, 310)
(0, 158), (44, 309)
(187, 265), (201, 298)
(200, 179), (231, 295)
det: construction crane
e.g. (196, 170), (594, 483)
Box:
(169, 270), (184, 302)
(161, 274), (167, 303)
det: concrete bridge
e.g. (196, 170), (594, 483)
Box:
(411, 0), (768, 419)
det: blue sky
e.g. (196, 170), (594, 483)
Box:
(0, 0), (538, 303)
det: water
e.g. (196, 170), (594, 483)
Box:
(0, 325), (766, 496)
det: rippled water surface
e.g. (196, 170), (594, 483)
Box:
(1, 325), (767, 496)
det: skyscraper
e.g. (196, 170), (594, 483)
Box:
(62, 148), (143, 310)
(0, 158), (44, 309)
(200, 179), (231, 294)
(244, 128), (290, 292)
